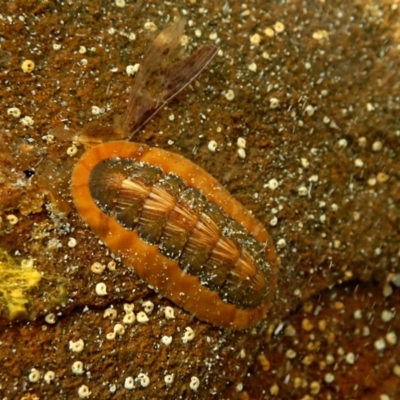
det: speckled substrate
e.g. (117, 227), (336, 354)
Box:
(0, 0), (399, 399)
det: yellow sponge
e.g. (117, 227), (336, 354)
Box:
(0, 249), (41, 320)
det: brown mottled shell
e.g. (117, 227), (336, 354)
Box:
(72, 141), (279, 330)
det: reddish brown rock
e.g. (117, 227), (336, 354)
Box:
(0, 0), (398, 399)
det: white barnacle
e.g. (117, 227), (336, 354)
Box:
(264, 27), (275, 37)
(386, 331), (397, 346)
(269, 97), (280, 109)
(189, 376), (200, 391)
(113, 323), (125, 336)
(312, 30), (329, 40)
(345, 352), (355, 364)
(144, 21), (157, 32)
(78, 385), (91, 398)
(44, 370), (55, 384)
(103, 307), (117, 319)
(372, 140), (383, 152)
(7, 107), (21, 118)
(224, 89), (235, 101)
(124, 376), (135, 390)
(106, 331), (116, 340)
(142, 300), (154, 315)
(381, 310), (394, 322)
(237, 148), (246, 159)
(267, 178), (279, 190)
(126, 63), (140, 76)
(354, 158), (364, 168)
(374, 337), (386, 351)
(124, 303), (135, 313)
(249, 33), (261, 45)
(107, 260), (116, 271)
(301, 158), (310, 168)
(123, 312), (136, 324)
(273, 21), (285, 33)
(71, 361), (84, 375)
(209, 32), (218, 41)
(237, 137), (246, 149)
(164, 373), (174, 385)
(91, 262), (106, 274)
(208, 140), (218, 152)
(109, 384), (117, 393)
(164, 306), (175, 320)
(20, 116), (34, 126)
(21, 59), (35, 73)
(6, 214), (19, 225)
(137, 373), (150, 387)
(68, 237), (77, 248)
(161, 336), (172, 346)
(182, 327), (195, 343)
(324, 373), (335, 384)
(69, 339), (84, 352)
(67, 144), (78, 157)
(248, 62), (257, 72)
(269, 216), (278, 227)
(95, 282), (108, 296)
(45, 313), (57, 324)
(91, 106), (101, 115)
(136, 311), (149, 323)
(298, 185), (308, 197)
(28, 368), (40, 383)
(115, 0), (126, 8)
(276, 238), (287, 250)
(304, 104), (315, 116)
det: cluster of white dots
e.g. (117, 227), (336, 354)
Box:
(236, 137), (246, 159)
(123, 373), (150, 389)
(106, 323), (126, 340)
(247, 21), (285, 71)
(102, 302), (179, 343)
(28, 368), (56, 384)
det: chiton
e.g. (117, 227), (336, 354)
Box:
(72, 141), (279, 330)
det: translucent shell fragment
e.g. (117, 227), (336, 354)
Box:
(72, 141), (279, 330)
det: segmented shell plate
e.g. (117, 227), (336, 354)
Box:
(72, 141), (279, 329)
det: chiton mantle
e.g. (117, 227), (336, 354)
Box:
(72, 141), (279, 330)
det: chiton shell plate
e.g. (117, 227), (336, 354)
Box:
(72, 141), (279, 330)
